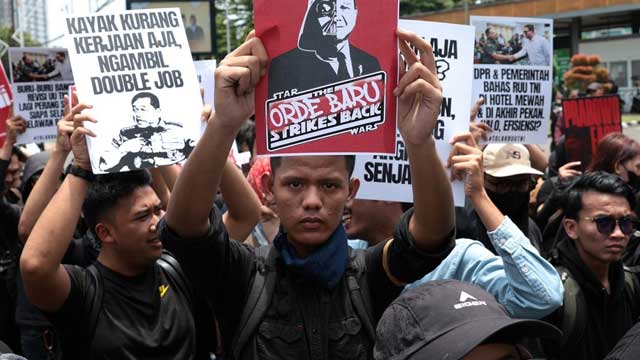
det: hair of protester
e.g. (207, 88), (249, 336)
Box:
(83, 170), (153, 237)
(561, 171), (635, 220)
(131, 92), (160, 109)
(587, 133), (640, 174)
(485, 27), (492, 36)
(236, 120), (255, 153)
(524, 24), (534, 32)
(269, 155), (356, 178)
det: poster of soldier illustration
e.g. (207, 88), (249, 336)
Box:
(254, 0), (398, 155)
(471, 16), (553, 144)
(9, 47), (74, 144)
(64, 8), (203, 174)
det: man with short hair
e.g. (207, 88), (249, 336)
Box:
(99, 91), (195, 172)
(480, 28), (512, 64)
(163, 30), (455, 359)
(543, 171), (640, 360)
(508, 24), (551, 66)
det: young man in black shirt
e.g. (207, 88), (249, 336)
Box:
(161, 30), (455, 359)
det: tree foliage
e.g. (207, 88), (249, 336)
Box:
(215, 0), (253, 60)
(400, 0), (464, 16)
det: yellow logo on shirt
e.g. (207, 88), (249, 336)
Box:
(159, 284), (170, 298)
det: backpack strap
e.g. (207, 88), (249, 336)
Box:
(157, 250), (194, 311)
(557, 267), (587, 350)
(86, 264), (104, 347)
(230, 245), (278, 359)
(346, 248), (376, 342)
(623, 266), (640, 320)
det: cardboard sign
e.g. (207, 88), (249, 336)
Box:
(9, 48), (74, 144)
(352, 20), (474, 207)
(64, 8), (203, 174)
(254, 0), (398, 156)
(470, 16), (553, 144)
(562, 95), (622, 168)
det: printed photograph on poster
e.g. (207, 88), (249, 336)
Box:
(471, 16), (553, 145)
(352, 20), (475, 207)
(254, 0), (398, 155)
(9, 48), (73, 145)
(64, 8), (203, 174)
(127, 0), (215, 55)
(9, 48), (74, 83)
(562, 95), (621, 169)
(0, 61), (12, 109)
(473, 19), (551, 66)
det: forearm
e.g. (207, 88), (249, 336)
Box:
(21, 175), (87, 283)
(150, 167), (171, 209)
(470, 191), (504, 232)
(406, 138), (454, 250)
(166, 115), (239, 238)
(525, 144), (548, 172)
(18, 149), (68, 242)
(220, 158), (261, 240)
(158, 164), (181, 191)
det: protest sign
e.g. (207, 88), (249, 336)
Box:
(0, 61), (11, 109)
(562, 95), (621, 169)
(254, 0), (398, 156)
(9, 48), (74, 144)
(194, 59), (215, 136)
(471, 16), (553, 144)
(0, 107), (8, 146)
(352, 20), (473, 207)
(64, 8), (203, 174)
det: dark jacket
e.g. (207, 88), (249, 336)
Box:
(605, 321), (640, 360)
(545, 236), (640, 360)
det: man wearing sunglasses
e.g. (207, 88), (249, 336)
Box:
(543, 171), (640, 360)
(456, 144), (544, 254)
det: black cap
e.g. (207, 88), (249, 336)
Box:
(374, 280), (562, 360)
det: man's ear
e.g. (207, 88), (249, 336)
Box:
(614, 161), (625, 176)
(348, 178), (360, 202)
(563, 218), (579, 240)
(261, 172), (275, 205)
(95, 222), (116, 245)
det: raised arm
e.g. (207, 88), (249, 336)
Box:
(220, 158), (262, 241)
(18, 97), (78, 242)
(166, 37), (268, 238)
(525, 144), (548, 173)
(396, 30), (454, 251)
(20, 105), (96, 312)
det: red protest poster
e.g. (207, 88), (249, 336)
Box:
(0, 61), (12, 110)
(562, 95), (622, 168)
(0, 107), (9, 146)
(254, 0), (398, 155)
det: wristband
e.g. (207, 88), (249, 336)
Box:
(66, 164), (95, 183)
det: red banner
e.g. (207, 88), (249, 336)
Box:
(562, 95), (622, 168)
(254, 0), (398, 155)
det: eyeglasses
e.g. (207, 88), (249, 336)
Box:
(581, 215), (637, 235)
(485, 176), (537, 193)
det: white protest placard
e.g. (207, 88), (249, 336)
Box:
(194, 59), (215, 135)
(471, 16), (553, 144)
(64, 8), (203, 174)
(8, 48), (74, 144)
(352, 20), (474, 207)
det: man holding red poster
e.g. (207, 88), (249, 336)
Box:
(254, 0), (398, 155)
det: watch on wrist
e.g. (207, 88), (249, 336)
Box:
(66, 164), (95, 182)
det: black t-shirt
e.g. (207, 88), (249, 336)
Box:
(49, 260), (195, 359)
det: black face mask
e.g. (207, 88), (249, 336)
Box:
(627, 171), (640, 193)
(486, 190), (531, 235)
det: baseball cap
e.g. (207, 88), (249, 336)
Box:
(373, 280), (562, 360)
(587, 82), (603, 91)
(483, 144), (543, 178)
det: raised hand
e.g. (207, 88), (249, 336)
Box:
(447, 132), (485, 199)
(70, 104), (96, 171)
(56, 95), (84, 153)
(5, 105), (27, 146)
(395, 29), (443, 146)
(214, 34), (268, 130)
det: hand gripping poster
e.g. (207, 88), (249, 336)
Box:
(470, 16), (553, 144)
(9, 47), (74, 144)
(352, 20), (474, 207)
(254, 0), (398, 155)
(64, 8), (203, 174)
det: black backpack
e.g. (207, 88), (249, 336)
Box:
(228, 245), (376, 359)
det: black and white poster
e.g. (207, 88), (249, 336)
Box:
(64, 8), (203, 173)
(9, 47), (74, 144)
(471, 16), (553, 144)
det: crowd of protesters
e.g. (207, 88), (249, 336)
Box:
(0, 28), (640, 360)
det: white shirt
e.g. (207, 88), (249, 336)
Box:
(514, 34), (550, 66)
(48, 59), (73, 81)
(316, 42), (354, 77)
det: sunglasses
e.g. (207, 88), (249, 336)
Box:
(582, 215), (637, 236)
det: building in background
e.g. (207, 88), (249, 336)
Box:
(2, 0), (48, 45)
(47, 0), (124, 47)
(409, 0), (640, 112)
(0, 0), (13, 29)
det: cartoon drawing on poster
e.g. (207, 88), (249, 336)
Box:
(562, 95), (621, 169)
(471, 16), (553, 144)
(254, 0), (398, 155)
(9, 48), (74, 144)
(352, 20), (474, 207)
(64, 8), (203, 174)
